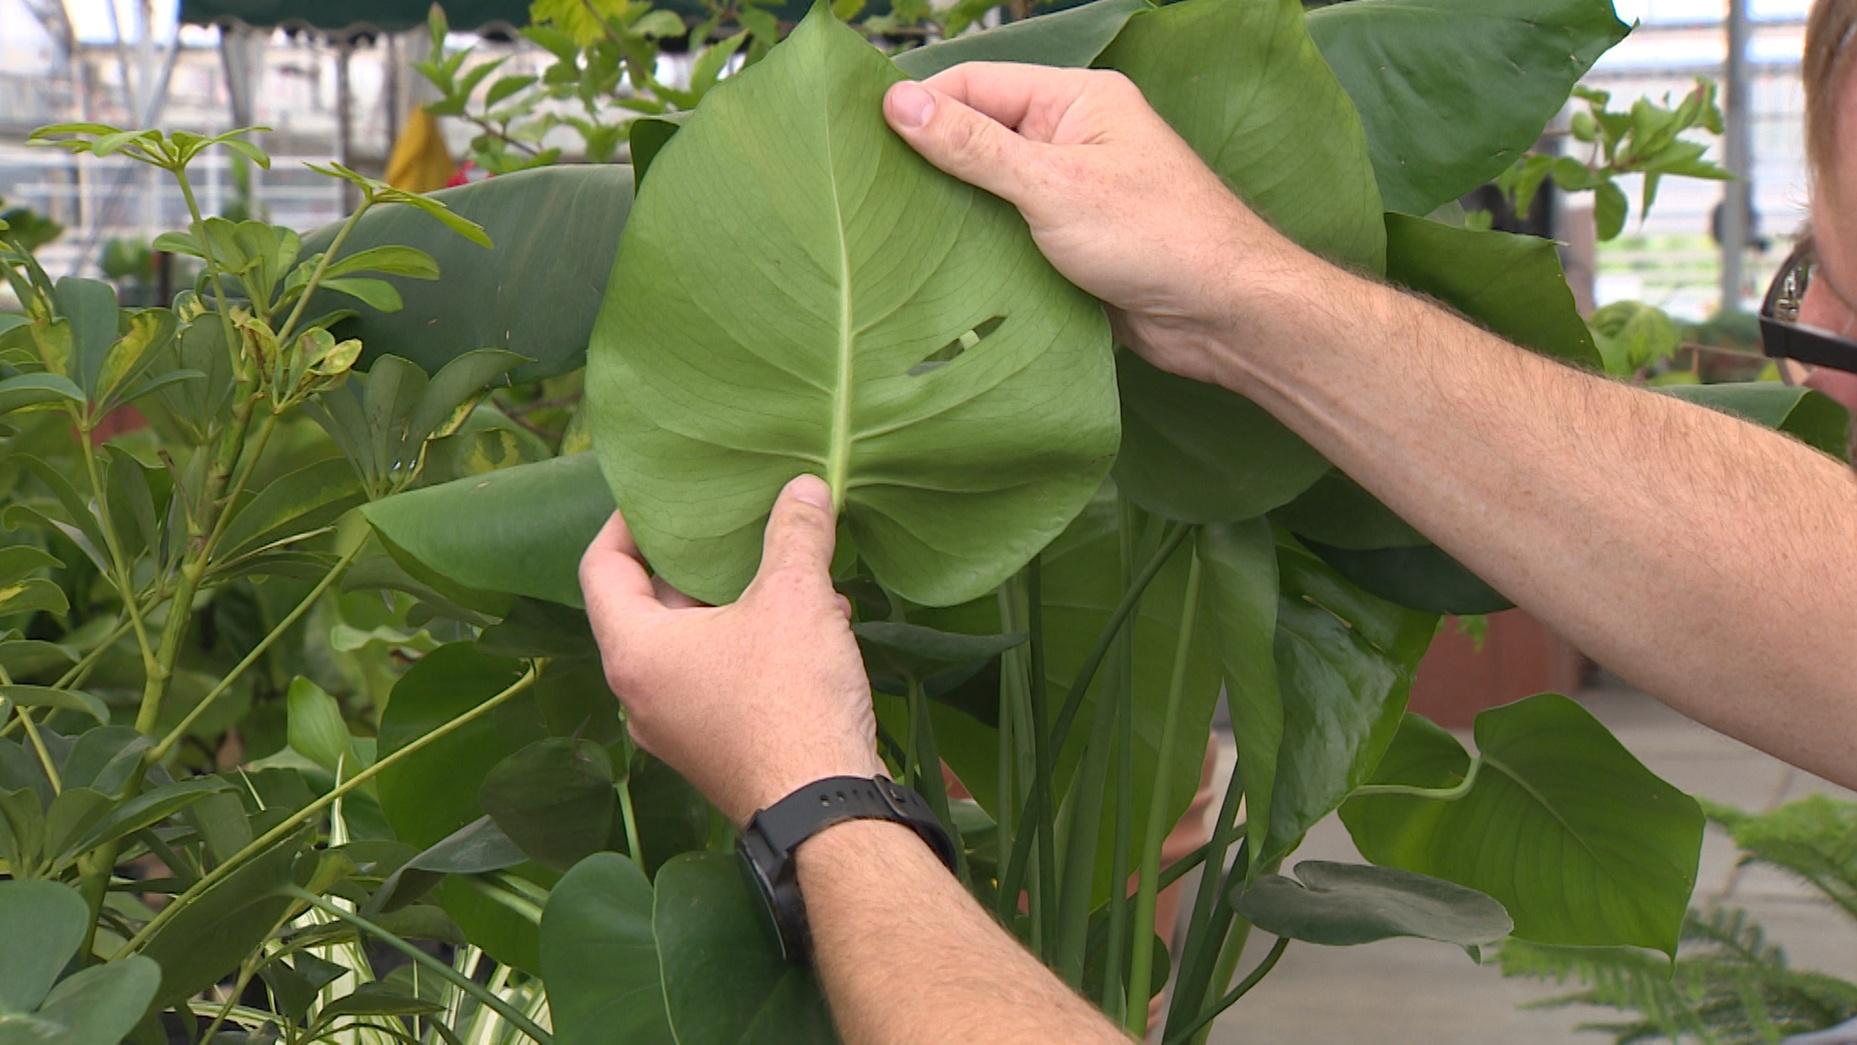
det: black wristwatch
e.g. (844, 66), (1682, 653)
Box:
(737, 775), (958, 962)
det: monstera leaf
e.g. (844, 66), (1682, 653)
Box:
(1341, 696), (1704, 956)
(1097, 0), (1383, 524)
(588, 5), (1118, 608)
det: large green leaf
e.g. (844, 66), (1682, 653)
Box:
(1661, 382), (1852, 459)
(1262, 544), (1436, 865)
(588, 6), (1118, 607)
(653, 851), (834, 1044)
(1098, 0), (1382, 524)
(541, 853), (671, 1045)
(303, 165), (634, 383)
(893, 0), (1150, 78)
(1340, 695), (1704, 955)
(361, 453), (614, 608)
(1307, 0), (1629, 215)
(1231, 860), (1511, 953)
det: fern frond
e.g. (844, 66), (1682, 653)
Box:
(1704, 796), (1857, 922)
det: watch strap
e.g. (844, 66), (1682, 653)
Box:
(749, 775), (957, 872)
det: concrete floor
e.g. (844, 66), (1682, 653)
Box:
(1200, 687), (1857, 1044)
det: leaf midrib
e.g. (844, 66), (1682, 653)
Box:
(822, 103), (855, 510)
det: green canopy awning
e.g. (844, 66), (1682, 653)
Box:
(177, 0), (817, 32)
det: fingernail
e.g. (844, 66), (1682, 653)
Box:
(787, 473), (832, 510)
(886, 82), (934, 131)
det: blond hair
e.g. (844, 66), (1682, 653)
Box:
(1805, 0), (1856, 189)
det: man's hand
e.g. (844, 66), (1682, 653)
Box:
(883, 62), (1296, 387)
(579, 474), (884, 825)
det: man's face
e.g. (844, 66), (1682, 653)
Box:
(1801, 60), (1857, 405)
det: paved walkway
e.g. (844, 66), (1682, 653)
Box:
(1204, 687), (1857, 1044)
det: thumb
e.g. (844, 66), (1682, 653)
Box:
(749, 474), (838, 596)
(884, 81), (1033, 205)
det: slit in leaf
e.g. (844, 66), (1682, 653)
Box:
(908, 315), (1005, 376)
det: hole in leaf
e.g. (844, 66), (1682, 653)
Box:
(908, 315), (1005, 376)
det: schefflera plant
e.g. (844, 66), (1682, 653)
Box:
(0, 121), (557, 1042)
(307, 0), (1843, 1042)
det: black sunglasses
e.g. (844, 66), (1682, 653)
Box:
(1760, 237), (1857, 374)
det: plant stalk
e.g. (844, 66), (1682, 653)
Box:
(1125, 549), (1203, 1034)
(120, 665), (541, 957)
(1164, 936), (1290, 1045)
(147, 537), (366, 764)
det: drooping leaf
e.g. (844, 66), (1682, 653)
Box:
(1262, 543), (1436, 865)
(893, 0), (1151, 78)
(361, 453), (614, 608)
(0, 685), (107, 726)
(653, 851), (835, 1043)
(1302, 541), (1514, 615)
(1307, 0), (1629, 215)
(0, 373), (84, 416)
(1099, 0), (1383, 523)
(852, 620), (1025, 704)
(1232, 860), (1512, 953)
(541, 853), (671, 1045)
(301, 165), (633, 383)
(1340, 695), (1704, 956)
(1269, 472), (1425, 552)
(479, 737), (615, 872)
(369, 815), (526, 916)
(588, 7), (1118, 608)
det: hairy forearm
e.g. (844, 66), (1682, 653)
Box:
(1217, 257), (1857, 787)
(797, 820), (1125, 1044)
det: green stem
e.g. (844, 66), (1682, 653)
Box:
(1164, 755), (1247, 1034)
(196, 410), (279, 567)
(1024, 556), (1056, 958)
(119, 665), (541, 957)
(1163, 936), (1289, 1045)
(906, 677), (965, 886)
(1351, 757), (1481, 801)
(285, 886), (553, 1044)
(146, 538), (366, 764)
(196, 905), (298, 1045)
(618, 776), (646, 874)
(1125, 549), (1203, 1035)
(0, 666), (61, 795)
(993, 584), (1022, 923)
(997, 521), (1189, 928)
(1098, 497), (1142, 1017)
(1191, 917), (1254, 1045)
(173, 173), (242, 371)
(275, 202), (370, 346)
